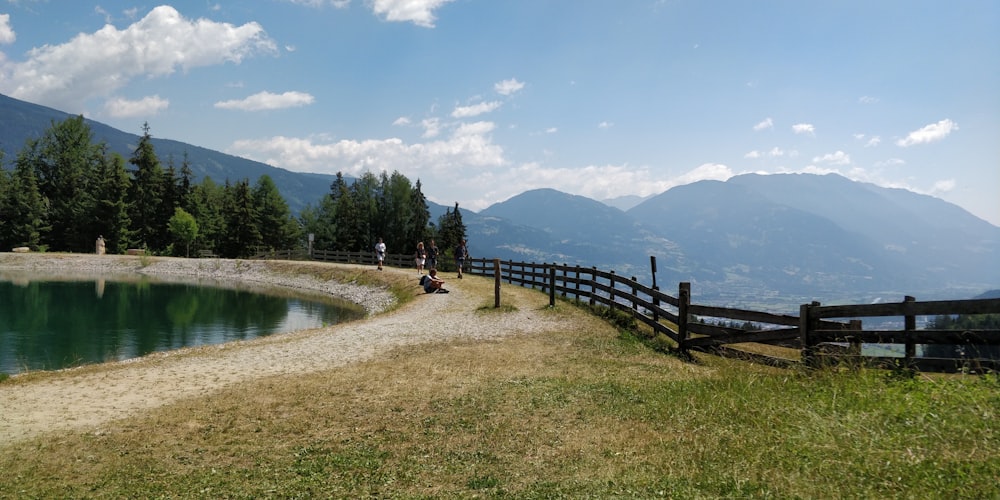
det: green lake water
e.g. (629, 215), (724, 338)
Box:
(0, 276), (365, 375)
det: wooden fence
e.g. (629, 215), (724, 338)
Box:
(467, 258), (1000, 372)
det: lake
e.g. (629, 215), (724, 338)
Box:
(0, 274), (366, 375)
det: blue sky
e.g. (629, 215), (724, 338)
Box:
(1, 1), (997, 225)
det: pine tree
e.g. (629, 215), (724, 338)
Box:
(437, 202), (467, 261)
(189, 177), (226, 254)
(410, 179), (431, 244)
(333, 179), (360, 251)
(178, 152), (195, 213)
(34, 115), (98, 252)
(349, 172), (380, 251)
(253, 175), (300, 251)
(128, 123), (166, 250)
(299, 195), (337, 251)
(220, 179), (262, 258)
(89, 146), (132, 254)
(381, 171), (415, 253)
(2, 148), (49, 249)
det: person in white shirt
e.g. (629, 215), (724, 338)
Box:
(374, 237), (386, 270)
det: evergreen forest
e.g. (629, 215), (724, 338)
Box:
(0, 116), (465, 259)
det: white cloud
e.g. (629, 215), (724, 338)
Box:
(370, 0), (456, 28)
(214, 91), (315, 111)
(859, 95), (879, 104)
(931, 179), (956, 194)
(813, 151), (851, 166)
(0, 5), (276, 113)
(745, 147), (785, 159)
(0, 14), (15, 44)
(451, 100), (501, 118)
(598, 121), (614, 129)
(227, 120), (503, 177)
(896, 119), (958, 147)
(494, 78), (525, 96)
(421, 117), (441, 138)
(393, 116), (411, 126)
(753, 117), (773, 131)
(792, 123), (815, 135)
(104, 95), (169, 118)
(675, 163), (735, 184)
(855, 133), (881, 147)
(874, 158), (905, 168)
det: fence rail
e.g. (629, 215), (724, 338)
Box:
(466, 258), (1000, 373)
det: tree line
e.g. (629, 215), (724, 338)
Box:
(0, 116), (465, 259)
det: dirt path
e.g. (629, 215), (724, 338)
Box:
(0, 256), (561, 444)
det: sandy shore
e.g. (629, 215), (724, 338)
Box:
(0, 254), (559, 444)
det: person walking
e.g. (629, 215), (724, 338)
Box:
(415, 241), (427, 275)
(374, 237), (386, 270)
(427, 239), (440, 270)
(454, 239), (468, 279)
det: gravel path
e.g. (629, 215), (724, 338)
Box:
(0, 254), (561, 444)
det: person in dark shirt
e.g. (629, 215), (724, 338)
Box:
(454, 239), (468, 279)
(427, 239), (440, 270)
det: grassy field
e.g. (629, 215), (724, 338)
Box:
(1, 269), (998, 498)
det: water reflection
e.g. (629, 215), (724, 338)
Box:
(0, 274), (365, 375)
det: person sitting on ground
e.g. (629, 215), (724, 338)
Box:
(419, 269), (448, 293)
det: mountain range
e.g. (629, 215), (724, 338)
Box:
(4, 93), (998, 308)
(482, 176), (1000, 309)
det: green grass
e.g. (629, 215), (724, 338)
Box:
(2, 270), (998, 498)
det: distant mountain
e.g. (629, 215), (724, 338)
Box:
(601, 193), (648, 211)
(0, 93), (334, 213)
(479, 189), (656, 268)
(725, 173), (1000, 283)
(468, 174), (1000, 306)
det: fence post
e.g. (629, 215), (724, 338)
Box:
(631, 276), (638, 313)
(848, 319), (863, 368)
(904, 295), (916, 366)
(589, 267), (597, 306)
(677, 282), (690, 353)
(649, 255), (659, 321)
(574, 266), (581, 300)
(549, 265), (556, 307)
(609, 271), (616, 310)
(652, 285), (660, 323)
(494, 258), (501, 308)
(800, 301), (820, 368)
(561, 264), (568, 298)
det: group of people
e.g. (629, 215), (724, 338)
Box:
(373, 237), (469, 294)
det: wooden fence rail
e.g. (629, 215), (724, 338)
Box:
(465, 257), (1000, 373)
